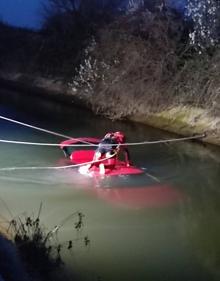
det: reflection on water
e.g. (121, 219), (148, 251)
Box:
(180, 185), (220, 281)
(0, 88), (220, 281)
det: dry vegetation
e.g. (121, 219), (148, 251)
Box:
(0, 3), (220, 123)
(0, 205), (89, 281)
(70, 9), (220, 120)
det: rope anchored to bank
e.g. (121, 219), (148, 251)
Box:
(0, 114), (206, 171)
(0, 133), (206, 147)
(0, 114), (206, 147)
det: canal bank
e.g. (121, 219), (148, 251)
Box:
(0, 73), (219, 146)
(1, 83), (220, 281)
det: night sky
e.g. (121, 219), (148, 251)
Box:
(0, 0), (186, 30)
(0, 0), (41, 29)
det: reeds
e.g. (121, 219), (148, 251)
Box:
(5, 203), (89, 281)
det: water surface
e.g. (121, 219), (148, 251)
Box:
(0, 88), (220, 281)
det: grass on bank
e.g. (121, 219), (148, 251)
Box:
(0, 6), (220, 122)
(2, 203), (90, 281)
(70, 10), (220, 120)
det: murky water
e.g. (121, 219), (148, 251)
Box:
(0, 88), (220, 281)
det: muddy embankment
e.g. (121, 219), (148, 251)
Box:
(0, 73), (220, 146)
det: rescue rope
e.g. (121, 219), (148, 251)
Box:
(0, 133), (206, 147)
(124, 133), (206, 145)
(0, 115), (206, 147)
(0, 114), (206, 173)
(0, 115), (93, 145)
(0, 139), (97, 147)
(0, 152), (118, 171)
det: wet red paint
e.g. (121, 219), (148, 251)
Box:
(60, 138), (186, 209)
(60, 137), (100, 150)
(72, 150), (144, 175)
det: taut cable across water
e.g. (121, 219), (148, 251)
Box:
(0, 114), (206, 173)
(0, 133), (206, 147)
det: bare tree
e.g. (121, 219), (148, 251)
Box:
(186, 0), (220, 51)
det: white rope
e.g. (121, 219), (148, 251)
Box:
(0, 114), (206, 172)
(123, 133), (206, 145)
(0, 115), (206, 147)
(0, 115), (93, 145)
(0, 139), (97, 147)
(0, 163), (84, 171)
(0, 133), (206, 147)
(0, 114), (206, 146)
(0, 152), (118, 171)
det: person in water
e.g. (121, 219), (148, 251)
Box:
(86, 131), (131, 174)
(113, 131), (131, 166)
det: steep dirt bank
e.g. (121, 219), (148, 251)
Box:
(0, 73), (219, 146)
(130, 106), (220, 146)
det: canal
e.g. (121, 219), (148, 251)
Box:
(0, 87), (220, 281)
